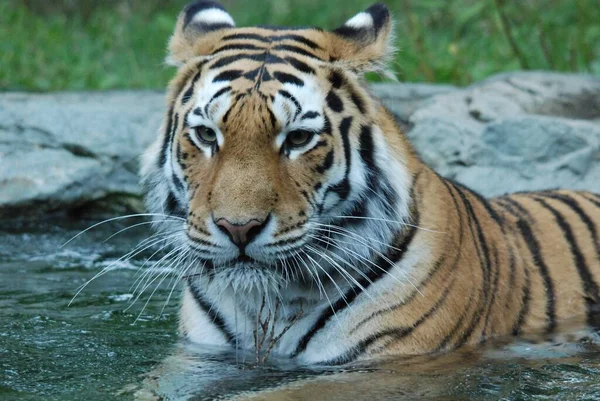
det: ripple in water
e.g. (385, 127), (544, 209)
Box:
(1, 217), (599, 400)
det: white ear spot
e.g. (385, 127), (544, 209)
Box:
(192, 8), (235, 27)
(345, 12), (374, 29)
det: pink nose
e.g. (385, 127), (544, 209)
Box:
(215, 218), (266, 247)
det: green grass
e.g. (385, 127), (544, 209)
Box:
(1, 0), (599, 91)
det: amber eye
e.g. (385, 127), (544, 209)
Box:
(194, 126), (217, 145)
(286, 130), (315, 148)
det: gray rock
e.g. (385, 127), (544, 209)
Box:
(0, 72), (599, 217)
(408, 71), (600, 196)
(0, 91), (163, 217)
(370, 82), (456, 123)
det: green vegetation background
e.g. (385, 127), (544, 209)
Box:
(1, 0), (599, 91)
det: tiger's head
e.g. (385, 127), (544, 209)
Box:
(141, 1), (415, 297)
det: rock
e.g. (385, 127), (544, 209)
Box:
(0, 91), (164, 217)
(0, 72), (599, 217)
(370, 82), (456, 123)
(408, 71), (600, 196)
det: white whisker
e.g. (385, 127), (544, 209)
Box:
(60, 213), (185, 248)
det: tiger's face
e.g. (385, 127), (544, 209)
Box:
(142, 1), (413, 294)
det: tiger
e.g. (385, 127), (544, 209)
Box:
(140, 1), (600, 365)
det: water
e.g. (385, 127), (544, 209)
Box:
(1, 217), (600, 400)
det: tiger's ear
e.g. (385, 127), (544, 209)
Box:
(167, 1), (235, 66)
(328, 3), (395, 76)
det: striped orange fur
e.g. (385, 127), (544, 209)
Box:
(140, 1), (600, 364)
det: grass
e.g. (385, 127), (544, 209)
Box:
(1, 0), (598, 91)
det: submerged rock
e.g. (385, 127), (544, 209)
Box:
(0, 72), (598, 217)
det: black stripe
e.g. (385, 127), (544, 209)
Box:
(507, 250), (517, 294)
(481, 247), (500, 342)
(498, 197), (533, 220)
(278, 90), (302, 121)
(182, 69), (202, 105)
(452, 181), (503, 225)
(301, 111), (320, 120)
(533, 196), (600, 325)
(273, 34), (321, 49)
(164, 112), (180, 167)
(516, 217), (556, 333)
(273, 71), (304, 86)
(326, 91), (344, 113)
(266, 108), (277, 129)
(359, 125), (376, 173)
(159, 106), (175, 167)
(220, 33), (321, 49)
(512, 268), (531, 335)
(212, 43), (263, 54)
(322, 113), (332, 135)
(339, 116), (352, 173)
(264, 53), (286, 65)
(350, 247), (453, 335)
(450, 182), (492, 347)
(328, 70), (344, 89)
(543, 192), (600, 254)
(187, 232), (215, 247)
(222, 33), (270, 42)
(165, 190), (185, 218)
(172, 171), (185, 193)
(213, 70), (243, 82)
(340, 196), (369, 225)
(350, 91), (365, 114)
(323, 117), (352, 203)
(187, 281), (235, 344)
(582, 193), (600, 208)
(208, 86), (231, 105)
(494, 198), (524, 220)
(334, 273), (457, 364)
(315, 150), (334, 174)
(358, 125), (391, 209)
(272, 44), (322, 60)
(293, 182), (421, 357)
(305, 139), (328, 155)
(192, 107), (203, 117)
(434, 289), (475, 351)
(428, 179), (475, 352)
(209, 53), (266, 69)
(285, 56), (315, 74)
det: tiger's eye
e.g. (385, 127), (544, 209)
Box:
(287, 130), (314, 148)
(195, 126), (217, 145)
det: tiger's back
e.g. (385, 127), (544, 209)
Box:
(319, 170), (600, 359)
(493, 190), (600, 333)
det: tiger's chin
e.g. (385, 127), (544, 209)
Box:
(196, 254), (307, 304)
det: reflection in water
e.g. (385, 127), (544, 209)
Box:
(131, 334), (600, 400)
(1, 217), (600, 400)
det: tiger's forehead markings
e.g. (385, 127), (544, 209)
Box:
(204, 28), (327, 92)
(182, 28), (330, 131)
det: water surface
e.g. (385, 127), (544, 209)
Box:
(1, 217), (600, 400)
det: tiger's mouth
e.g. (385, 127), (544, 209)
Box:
(194, 245), (309, 279)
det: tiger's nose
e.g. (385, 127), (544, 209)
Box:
(215, 216), (269, 247)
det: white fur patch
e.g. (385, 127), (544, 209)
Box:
(272, 76), (326, 158)
(345, 12), (374, 29)
(180, 286), (230, 346)
(192, 8), (235, 27)
(186, 71), (232, 154)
